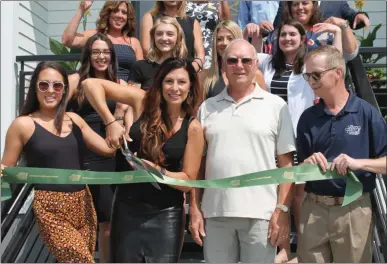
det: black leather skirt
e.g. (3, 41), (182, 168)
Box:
(110, 187), (185, 263)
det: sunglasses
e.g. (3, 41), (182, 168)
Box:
(91, 50), (111, 57)
(37, 81), (65, 93)
(302, 67), (337, 82)
(226, 57), (254, 66)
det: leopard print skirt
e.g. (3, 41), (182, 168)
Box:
(33, 187), (97, 263)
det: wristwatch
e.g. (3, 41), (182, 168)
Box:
(276, 204), (290, 213)
(339, 20), (349, 30)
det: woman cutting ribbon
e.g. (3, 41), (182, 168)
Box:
(82, 58), (205, 262)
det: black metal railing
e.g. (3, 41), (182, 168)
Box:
(347, 46), (387, 263)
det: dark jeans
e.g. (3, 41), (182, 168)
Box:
(110, 186), (185, 263)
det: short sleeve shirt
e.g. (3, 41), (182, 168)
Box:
(296, 93), (387, 196)
(129, 60), (160, 91)
(198, 84), (296, 220)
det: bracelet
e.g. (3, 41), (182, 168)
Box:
(192, 61), (202, 73)
(105, 119), (117, 127)
(193, 58), (203, 70)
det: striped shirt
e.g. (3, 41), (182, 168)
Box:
(270, 64), (293, 102)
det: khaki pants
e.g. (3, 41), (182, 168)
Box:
(297, 194), (373, 263)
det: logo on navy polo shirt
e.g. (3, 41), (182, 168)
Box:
(345, 125), (361, 135)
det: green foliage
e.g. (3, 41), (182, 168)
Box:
(49, 38), (79, 71)
(357, 24), (386, 64)
(367, 68), (386, 80)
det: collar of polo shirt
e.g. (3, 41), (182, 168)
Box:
(314, 93), (361, 117)
(216, 83), (265, 103)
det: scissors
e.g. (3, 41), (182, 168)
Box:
(119, 136), (163, 190)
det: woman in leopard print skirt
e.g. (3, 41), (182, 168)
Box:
(1, 62), (116, 263)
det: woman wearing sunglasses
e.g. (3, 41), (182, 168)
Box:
(204, 20), (266, 99)
(82, 58), (205, 262)
(0, 61), (117, 263)
(66, 33), (131, 263)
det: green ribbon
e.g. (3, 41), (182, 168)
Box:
(1, 164), (363, 206)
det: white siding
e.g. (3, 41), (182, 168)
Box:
(47, 1), (105, 44)
(348, 0), (386, 47)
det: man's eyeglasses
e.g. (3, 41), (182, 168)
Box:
(302, 67), (337, 82)
(225, 57), (254, 66)
(37, 81), (65, 93)
(91, 50), (111, 57)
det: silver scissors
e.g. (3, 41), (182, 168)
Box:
(120, 136), (163, 190)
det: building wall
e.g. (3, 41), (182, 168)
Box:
(348, 0), (386, 47)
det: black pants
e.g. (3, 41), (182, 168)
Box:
(110, 187), (185, 263)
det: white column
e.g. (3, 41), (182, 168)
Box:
(1, 1), (18, 156)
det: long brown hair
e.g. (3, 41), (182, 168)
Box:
(271, 20), (307, 76)
(76, 33), (118, 107)
(282, 1), (322, 27)
(96, 1), (136, 38)
(20, 62), (69, 135)
(140, 58), (200, 166)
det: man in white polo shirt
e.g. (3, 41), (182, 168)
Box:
(189, 39), (296, 263)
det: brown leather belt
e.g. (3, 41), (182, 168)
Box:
(308, 193), (369, 206)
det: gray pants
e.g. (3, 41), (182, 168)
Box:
(203, 217), (276, 263)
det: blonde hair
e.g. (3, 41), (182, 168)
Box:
(147, 17), (188, 62)
(150, 1), (187, 19)
(203, 20), (243, 98)
(305, 45), (346, 78)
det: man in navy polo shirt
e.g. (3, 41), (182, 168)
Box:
(296, 45), (387, 263)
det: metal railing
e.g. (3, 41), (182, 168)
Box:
(347, 47), (387, 263)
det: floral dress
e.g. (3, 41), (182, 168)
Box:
(186, 1), (220, 69)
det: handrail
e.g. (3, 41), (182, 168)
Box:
(359, 47), (387, 54)
(347, 55), (381, 109)
(15, 54), (80, 62)
(1, 183), (24, 222)
(1, 205), (36, 263)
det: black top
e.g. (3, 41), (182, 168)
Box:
(115, 114), (192, 208)
(297, 94), (387, 196)
(270, 64), (293, 102)
(23, 118), (86, 192)
(114, 44), (137, 82)
(206, 57), (225, 99)
(129, 59), (160, 91)
(67, 97), (116, 165)
(207, 76), (226, 99)
(152, 14), (195, 60)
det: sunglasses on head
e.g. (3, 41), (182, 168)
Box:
(37, 81), (65, 93)
(226, 57), (254, 66)
(302, 67), (337, 82)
